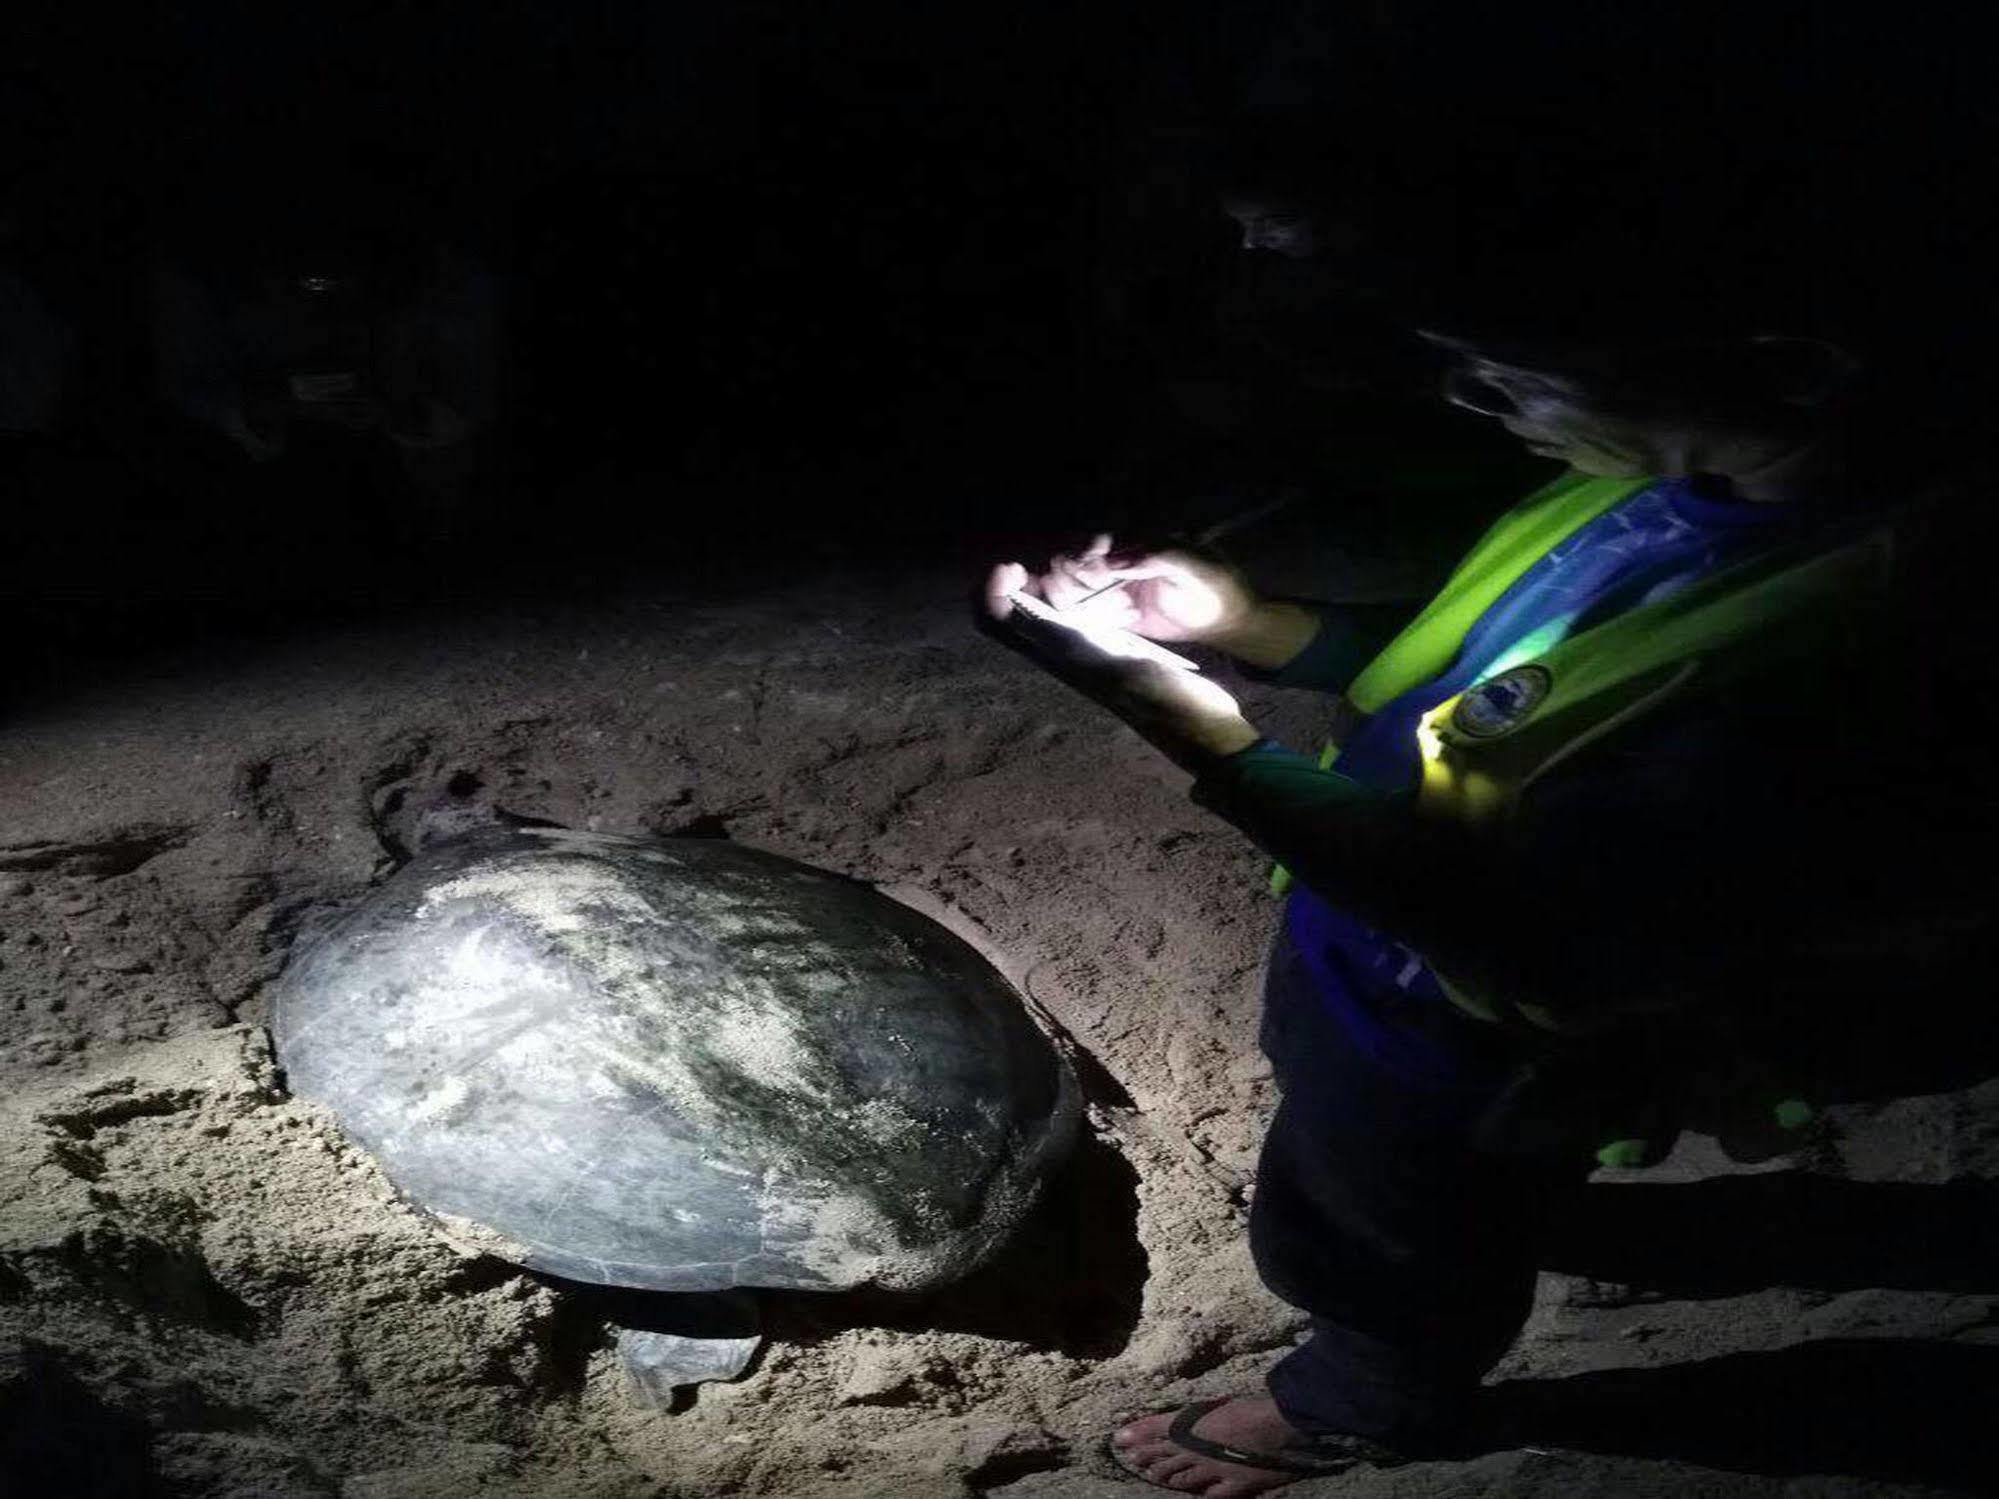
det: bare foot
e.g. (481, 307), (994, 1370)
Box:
(1110, 1394), (1324, 1496)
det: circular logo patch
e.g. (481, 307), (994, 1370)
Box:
(1451, 665), (1553, 740)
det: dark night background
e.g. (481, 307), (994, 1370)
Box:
(7, 3), (1989, 683)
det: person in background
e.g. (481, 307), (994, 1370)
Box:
(1208, 128), (1393, 395)
(148, 235), (500, 468)
(145, 141), (504, 547)
(981, 242), (1996, 1493)
(1184, 123), (1536, 553)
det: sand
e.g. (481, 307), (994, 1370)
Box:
(2, 549), (1994, 1498)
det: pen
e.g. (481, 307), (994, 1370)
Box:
(1065, 492), (1297, 608)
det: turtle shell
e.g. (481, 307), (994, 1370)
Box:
(273, 826), (1078, 1292)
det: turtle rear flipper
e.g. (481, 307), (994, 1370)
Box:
(617, 1290), (763, 1405)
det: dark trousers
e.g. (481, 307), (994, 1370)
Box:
(1251, 928), (1595, 1452)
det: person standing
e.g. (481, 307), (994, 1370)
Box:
(981, 285), (1992, 1492)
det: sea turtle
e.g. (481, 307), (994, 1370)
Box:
(272, 824), (1079, 1396)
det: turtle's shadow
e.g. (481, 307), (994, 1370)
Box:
(514, 1128), (1144, 1398)
(766, 1127), (1146, 1359)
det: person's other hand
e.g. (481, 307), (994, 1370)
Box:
(1019, 533), (1262, 644)
(981, 560), (1260, 772)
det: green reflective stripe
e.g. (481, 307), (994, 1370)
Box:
(1346, 473), (1652, 712)
(1596, 1138), (1656, 1170)
(1773, 1098), (1815, 1131)
(1267, 471), (1647, 898)
(1430, 521), (1893, 818)
(1522, 524), (1889, 725)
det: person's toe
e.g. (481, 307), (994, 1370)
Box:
(1113, 1412), (1172, 1450)
(1144, 1450), (1201, 1480)
(1115, 1416), (1189, 1472)
(1109, 1399), (1316, 1495)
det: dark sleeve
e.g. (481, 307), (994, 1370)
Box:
(1188, 742), (1488, 953)
(1189, 694), (1916, 1031)
(1236, 600), (1412, 691)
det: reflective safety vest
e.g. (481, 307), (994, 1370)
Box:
(1274, 469), (1902, 1039)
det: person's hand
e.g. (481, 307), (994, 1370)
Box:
(981, 560), (1261, 772)
(1022, 533), (1263, 644)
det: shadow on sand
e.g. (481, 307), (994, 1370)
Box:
(1481, 1171), (1999, 1489)
(1546, 1171), (1999, 1297)
(526, 1125), (1146, 1408)
(767, 1125), (1148, 1359)
(0, 1341), (169, 1497)
(1487, 1339), (1997, 1491)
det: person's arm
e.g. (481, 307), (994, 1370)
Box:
(984, 552), (1829, 1032)
(1188, 708), (1784, 1030)
(1192, 688), (1920, 1033)
(1188, 741), (1501, 957)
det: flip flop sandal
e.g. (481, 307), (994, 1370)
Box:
(1107, 1397), (1404, 1487)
